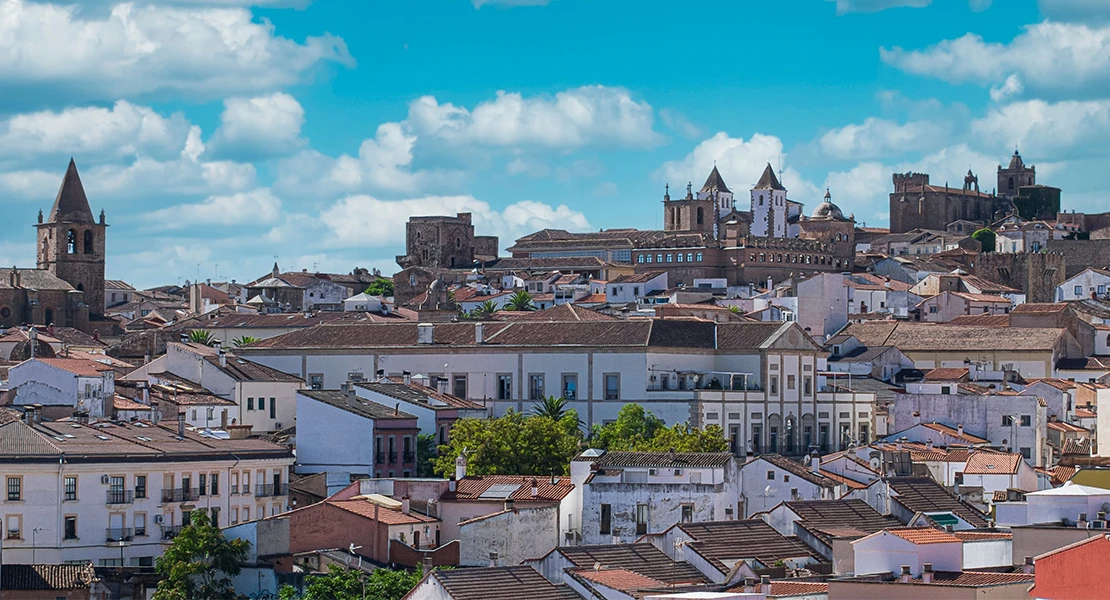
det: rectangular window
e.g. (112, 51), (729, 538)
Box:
(529, 374), (545, 400)
(6, 515), (19, 539)
(1020, 447), (1032, 459)
(656, 254), (663, 263)
(198, 474), (207, 496)
(1075, 285), (1083, 296)
(562, 374), (577, 400)
(309, 374), (324, 390)
(636, 504), (648, 536)
(604, 374), (620, 400)
(453, 375), (467, 398)
(64, 476), (77, 501)
(242, 507), (249, 522)
(247, 397), (254, 410)
(941, 386), (951, 394)
(1021, 415), (1032, 427)
(681, 504), (693, 523)
(600, 504), (612, 535)
(7, 477), (21, 501)
(64, 515), (77, 540)
(787, 375), (796, 390)
(269, 398), (276, 419)
(258, 397), (265, 411)
(859, 423), (870, 444)
(231, 508), (239, 525)
(696, 252), (703, 262)
(637, 254), (644, 264)
(135, 475), (146, 499)
(497, 374), (513, 400)
(767, 470), (775, 480)
(1099, 285), (1107, 295)
(1002, 415), (1013, 426)
(769, 376), (778, 395)
(803, 376), (812, 396)
(211, 473), (219, 495)
(135, 513), (146, 537)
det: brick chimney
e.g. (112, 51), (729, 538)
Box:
(922, 563), (933, 584)
(899, 565), (912, 583)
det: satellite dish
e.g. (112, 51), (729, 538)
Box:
(869, 457), (881, 471)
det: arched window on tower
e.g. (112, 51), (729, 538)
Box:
(83, 230), (94, 254)
(696, 207), (704, 225)
(66, 230), (76, 254)
(41, 239), (48, 261)
(1009, 177), (1014, 191)
(44, 309), (54, 325)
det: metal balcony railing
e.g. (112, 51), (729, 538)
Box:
(255, 483), (288, 497)
(106, 528), (134, 543)
(402, 451), (415, 463)
(106, 490), (134, 505)
(160, 488), (202, 503)
(161, 525), (183, 541)
(388, 451), (398, 464)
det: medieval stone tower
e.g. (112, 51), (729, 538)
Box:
(998, 149), (1036, 200)
(36, 159), (107, 317)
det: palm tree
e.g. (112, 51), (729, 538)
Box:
(531, 395), (569, 420)
(506, 290), (536, 312)
(728, 305), (743, 315)
(187, 329), (214, 345)
(472, 300), (499, 320)
(231, 336), (259, 348)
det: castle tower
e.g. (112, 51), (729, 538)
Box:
(751, 164), (787, 238)
(697, 165), (734, 222)
(36, 159), (107, 316)
(997, 149), (1035, 200)
(663, 181), (714, 234)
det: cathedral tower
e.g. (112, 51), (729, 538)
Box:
(997, 149), (1035, 200)
(751, 164), (787, 238)
(36, 159), (107, 316)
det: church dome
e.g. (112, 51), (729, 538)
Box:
(811, 189), (847, 221)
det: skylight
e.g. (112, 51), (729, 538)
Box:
(477, 483), (521, 499)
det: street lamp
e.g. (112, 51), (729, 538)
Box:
(30, 528), (43, 564)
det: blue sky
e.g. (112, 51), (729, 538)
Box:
(0, 0), (1106, 288)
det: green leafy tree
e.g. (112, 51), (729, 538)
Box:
(416, 433), (437, 477)
(505, 290), (536, 312)
(728, 305), (743, 315)
(279, 565), (423, 600)
(231, 335), (259, 348)
(531, 395), (569, 420)
(591, 404), (728, 452)
(471, 299), (499, 320)
(972, 227), (996, 253)
(187, 329), (214, 346)
(365, 278), (394, 297)
(153, 511), (249, 600)
(433, 410), (582, 476)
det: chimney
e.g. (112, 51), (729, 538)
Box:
(488, 552), (499, 568)
(141, 382), (150, 405)
(1078, 513), (1089, 528)
(417, 323), (434, 345)
(811, 454), (820, 474)
(611, 533), (621, 545)
(504, 498), (515, 512)
(475, 323), (484, 344)
(143, 353), (151, 366)
(760, 575), (771, 595)
(345, 384), (356, 407)
(218, 347), (226, 368)
(899, 565), (912, 583)
(403, 371), (412, 386)
(531, 478), (539, 497)
(422, 553), (433, 573)
(220, 410), (228, 430)
(957, 423), (964, 437)
(23, 408), (33, 425)
(177, 412), (186, 439)
(401, 495), (411, 515)
(179, 332), (189, 344)
(32, 404), (42, 425)
(921, 563), (933, 584)
(926, 439), (934, 451)
(944, 524), (954, 533)
(394, 403), (401, 416)
(448, 477), (457, 492)
(742, 578), (756, 594)
(1023, 556), (1034, 574)
(455, 454), (467, 481)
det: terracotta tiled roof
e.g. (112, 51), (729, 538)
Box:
(574, 293), (608, 304)
(35, 358), (115, 377)
(673, 520), (819, 573)
(767, 581), (829, 596)
(1012, 303), (1070, 314)
(426, 566), (582, 600)
(543, 544), (708, 585)
(954, 530), (1012, 541)
(445, 475), (573, 503)
(583, 450), (733, 469)
(819, 469), (870, 489)
(964, 452), (1023, 475)
(1048, 421), (1089, 433)
(885, 527), (961, 545)
(908, 571), (1034, 587)
(610, 271), (667, 284)
(359, 380), (485, 409)
(887, 477), (990, 527)
(1076, 408), (1097, 418)
(492, 303), (615, 321)
(113, 396), (151, 411)
(923, 367), (969, 381)
(758, 455), (842, 488)
(951, 292), (1011, 303)
(841, 321), (1065, 352)
(569, 568), (664, 592)
(298, 390), (417, 421)
(946, 314), (1011, 327)
(328, 499), (437, 525)
(785, 499), (903, 545)
(1, 564), (96, 590)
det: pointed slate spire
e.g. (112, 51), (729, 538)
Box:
(700, 165), (731, 194)
(48, 159), (94, 224)
(753, 163), (785, 191)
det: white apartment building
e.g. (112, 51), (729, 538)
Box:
(237, 319), (834, 428)
(0, 409), (293, 567)
(126, 341), (303, 433)
(8, 358), (116, 419)
(568, 449), (741, 545)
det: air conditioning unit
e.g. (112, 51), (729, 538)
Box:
(1092, 520), (1106, 530)
(101, 475), (110, 485)
(274, 422), (283, 429)
(648, 469), (657, 476)
(154, 515), (164, 524)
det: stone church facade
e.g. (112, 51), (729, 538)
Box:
(0, 160), (104, 331)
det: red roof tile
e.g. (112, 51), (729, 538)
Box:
(885, 527), (962, 545)
(445, 475), (573, 503)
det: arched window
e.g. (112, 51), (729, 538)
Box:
(455, 237), (461, 249)
(759, 194), (764, 206)
(696, 207), (704, 225)
(41, 239), (48, 260)
(77, 283), (84, 292)
(1008, 177), (1014, 190)
(83, 230), (94, 254)
(44, 309), (54, 325)
(66, 230), (77, 254)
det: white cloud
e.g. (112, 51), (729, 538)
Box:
(0, 1), (352, 101)
(410, 86), (662, 149)
(817, 117), (948, 160)
(880, 23), (1110, 94)
(972, 99), (1110, 157)
(659, 108), (702, 139)
(317, 194), (590, 249)
(825, 0), (929, 15)
(989, 74), (1025, 103)
(0, 100), (191, 160)
(505, 157), (549, 177)
(207, 93), (306, 159)
(145, 188), (282, 228)
(824, 162), (889, 223)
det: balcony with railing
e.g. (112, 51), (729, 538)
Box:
(388, 451), (398, 464)
(106, 490), (134, 505)
(160, 488), (202, 503)
(255, 483), (288, 498)
(161, 525), (183, 541)
(402, 451), (415, 463)
(106, 528), (134, 543)
(375, 452), (385, 465)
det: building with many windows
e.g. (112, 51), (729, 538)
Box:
(0, 409), (292, 567)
